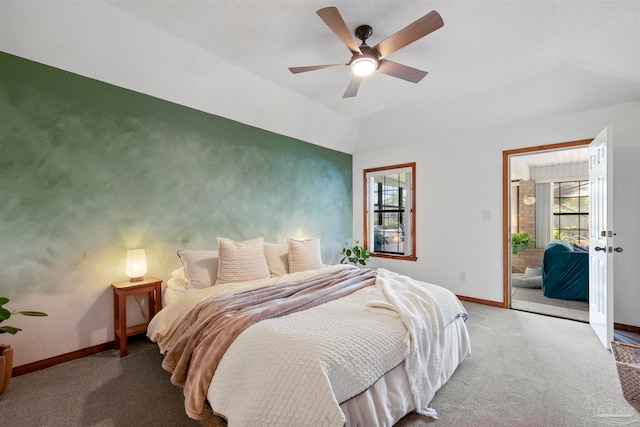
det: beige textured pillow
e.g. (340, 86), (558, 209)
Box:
(177, 250), (219, 289)
(216, 237), (271, 284)
(263, 241), (289, 276)
(288, 237), (323, 273)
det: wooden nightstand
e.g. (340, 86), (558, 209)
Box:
(111, 277), (162, 357)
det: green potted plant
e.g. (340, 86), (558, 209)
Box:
(340, 240), (370, 266)
(511, 232), (535, 255)
(0, 297), (47, 394)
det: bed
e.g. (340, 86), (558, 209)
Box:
(147, 237), (471, 427)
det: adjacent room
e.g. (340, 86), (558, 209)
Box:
(510, 146), (591, 322)
(1, 1), (639, 425)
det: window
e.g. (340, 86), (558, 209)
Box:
(363, 163), (416, 261)
(553, 180), (589, 245)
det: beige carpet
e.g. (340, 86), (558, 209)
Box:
(1, 302), (638, 426)
(396, 303), (639, 426)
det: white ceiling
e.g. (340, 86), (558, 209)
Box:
(1, 0), (639, 154)
(515, 147), (589, 168)
(510, 146), (589, 180)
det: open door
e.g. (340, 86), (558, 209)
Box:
(588, 127), (614, 349)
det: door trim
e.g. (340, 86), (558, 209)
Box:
(502, 139), (592, 308)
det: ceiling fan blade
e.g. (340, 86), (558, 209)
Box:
(289, 64), (345, 74)
(343, 76), (362, 98)
(317, 7), (362, 55)
(373, 10), (444, 59)
(377, 59), (428, 83)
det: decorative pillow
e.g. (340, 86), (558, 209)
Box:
(288, 237), (323, 273)
(263, 241), (289, 277)
(177, 250), (219, 289)
(216, 237), (271, 284)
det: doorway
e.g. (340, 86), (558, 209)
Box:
(502, 139), (591, 321)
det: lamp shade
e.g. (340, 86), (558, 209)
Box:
(351, 57), (377, 76)
(126, 249), (147, 282)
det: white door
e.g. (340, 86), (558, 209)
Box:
(588, 127), (614, 349)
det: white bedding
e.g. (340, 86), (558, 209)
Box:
(148, 265), (470, 426)
(341, 316), (469, 427)
(151, 265), (355, 346)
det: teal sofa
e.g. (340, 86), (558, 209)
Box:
(541, 240), (589, 301)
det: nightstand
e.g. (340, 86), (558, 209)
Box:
(111, 277), (162, 357)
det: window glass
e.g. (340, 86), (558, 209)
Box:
(553, 180), (589, 245)
(363, 163), (416, 260)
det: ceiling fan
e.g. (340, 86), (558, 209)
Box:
(288, 7), (444, 98)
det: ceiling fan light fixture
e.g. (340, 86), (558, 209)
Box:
(289, 7), (444, 97)
(351, 57), (378, 76)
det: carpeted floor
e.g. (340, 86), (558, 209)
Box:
(1, 302), (638, 426)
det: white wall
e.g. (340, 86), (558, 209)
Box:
(353, 101), (640, 326)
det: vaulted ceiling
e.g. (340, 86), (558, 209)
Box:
(1, 1), (639, 154)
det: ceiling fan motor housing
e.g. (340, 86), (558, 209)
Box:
(350, 45), (380, 64)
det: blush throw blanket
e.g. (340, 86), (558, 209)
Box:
(161, 267), (377, 420)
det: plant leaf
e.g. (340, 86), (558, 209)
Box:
(0, 308), (10, 321)
(0, 297), (9, 306)
(19, 311), (48, 317)
(0, 326), (21, 334)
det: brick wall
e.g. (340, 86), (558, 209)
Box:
(512, 180), (544, 273)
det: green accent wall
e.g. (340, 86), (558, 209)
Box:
(0, 52), (352, 294)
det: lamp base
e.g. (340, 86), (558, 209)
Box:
(129, 276), (144, 282)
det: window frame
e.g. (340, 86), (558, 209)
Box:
(363, 162), (417, 261)
(552, 179), (589, 245)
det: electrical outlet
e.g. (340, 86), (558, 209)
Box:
(459, 272), (466, 281)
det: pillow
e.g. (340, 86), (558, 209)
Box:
(177, 250), (219, 289)
(263, 241), (289, 276)
(216, 237), (271, 284)
(288, 237), (323, 273)
(169, 267), (188, 283)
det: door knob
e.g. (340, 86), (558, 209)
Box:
(614, 247), (624, 253)
(594, 246), (607, 252)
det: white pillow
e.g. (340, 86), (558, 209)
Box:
(263, 241), (289, 276)
(216, 237), (271, 284)
(288, 237), (323, 273)
(177, 250), (219, 289)
(169, 267), (188, 286)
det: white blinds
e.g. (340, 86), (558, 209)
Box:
(535, 182), (552, 248)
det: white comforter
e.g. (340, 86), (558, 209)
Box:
(148, 265), (468, 426)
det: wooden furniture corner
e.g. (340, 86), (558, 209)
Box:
(111, 277), (162, 357)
